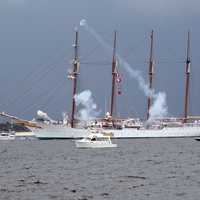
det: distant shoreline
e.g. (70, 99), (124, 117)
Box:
(0, 122), (30, 132)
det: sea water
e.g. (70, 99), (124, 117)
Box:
(0, 138), (200, 200)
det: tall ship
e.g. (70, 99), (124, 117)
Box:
(6, 30), (200, 139)
(32, 124), (200, 139)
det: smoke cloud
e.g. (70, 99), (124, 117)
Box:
(80, 19), (112, 55)
(62, 112), (69, 125)
(114, 0), (200, 17)
(35, 110), (56, 123)
(149, 92), (168, 119)
(74, 90), (100, 121)
(80, 19), (168, 120)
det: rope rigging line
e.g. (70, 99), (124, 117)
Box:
(1, 46), (72, 110)
(19, 78), (67, 116)
(1, 61), (66, 110)
(122, 36), (147, 60)
(39, 81), (68, 112)
(5, 45), (71, 95)
(80, 43), (103, 62)
(157, 60), (185, 64)
(80, 32), (115, 62)
(21, 51), (68, 83)
(80, 61), (111, 66)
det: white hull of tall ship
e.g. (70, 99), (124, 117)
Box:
(33, 124), (200, 139)
(33, 125), (88, 139)
(113, 126), (200, 138)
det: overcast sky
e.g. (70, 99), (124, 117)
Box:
(0, 0), (200, 120)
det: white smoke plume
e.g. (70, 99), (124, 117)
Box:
(35, 110), (57, 123)
(80, 19), (168, 120)
(74, 90), (100, 121)
(80, 19), (112, 55)
(62, 112), (69, 125)
(149, 92), (168, 119)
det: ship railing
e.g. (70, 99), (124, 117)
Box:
(184, 122), (200, 127)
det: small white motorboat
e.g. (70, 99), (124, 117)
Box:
(0, 132), (15, 140)
(75, 129), (117, 148)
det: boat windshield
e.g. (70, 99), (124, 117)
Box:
(90, 136), (110, 141)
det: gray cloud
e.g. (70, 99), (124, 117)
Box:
(0, 0), (199, 119)
(114, 0), (200, 16)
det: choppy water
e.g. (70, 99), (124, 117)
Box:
(0, 138), (200, 200)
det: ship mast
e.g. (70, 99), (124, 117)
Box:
(70, 30), (80, 128)
(184, 31), (191, 123)
(110, 31), (117, 118)
(147, 30), (154, 120)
